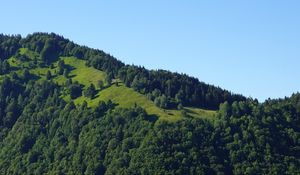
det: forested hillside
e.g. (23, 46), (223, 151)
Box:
(1, 33), (245, 110)
(0, 33), (299, 174)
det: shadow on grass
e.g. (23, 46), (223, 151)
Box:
(26, 74), (40, 81)
(10, 67), (19, 72)
(68, 74), (76, 78)
(184, 108), (197, 115)
(64, 64), (75, 71)
(146, 114), (159, 122)
(93, 93), (100, 99)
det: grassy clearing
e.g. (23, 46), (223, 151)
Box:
(73, 83), (182, 121)
(73, 83), (216, 121)
(19, 48), (39, 60)
(7, 48), (40, 68)
(7, 57), (18, 67)
(29, 56), (106, 86)
(61, 57), (106, 87)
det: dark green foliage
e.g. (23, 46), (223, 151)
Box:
(84, 83), (97, 99)
(154, 94), (169, 109)
(2, 84), (299, 174)
(63, 68), (69, 78)
(177, 103), (183, 110)
(0, 34), (21, 59)
(40, 39), (60, 64)
(46, 70), (51, 80)
(0, 71), (300, 175)
(118, 67), (246, 110)
(215, 97), (300, 174)
(22, 69), (31, 80)
(106, 72), (113, 86)
(69, 83), (82, 99)
(97, 80), (104, 89)
(57, 60), (65, 75)
(3, 99), (20, 128)
(0, 60), (10, 75)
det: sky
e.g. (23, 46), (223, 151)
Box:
(1, 0), (300, 101)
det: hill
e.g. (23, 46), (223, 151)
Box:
(0, 33), (299, 174)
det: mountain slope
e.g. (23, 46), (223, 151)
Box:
(0, 33), (299, 175)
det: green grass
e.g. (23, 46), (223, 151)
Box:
(30, 67), (49, 76)
(7, 48), (40, 67)
(19, 48), (39, 60)
(61, 57), (106, 87)
(185, 107), (216, 120)
(7, 57), (18, 67)
(28, 56), (106, 86)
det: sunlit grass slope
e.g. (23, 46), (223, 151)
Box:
(74, 83), (183, 121)
(73, 83), (216, 121)
(61, 57), (106, 87)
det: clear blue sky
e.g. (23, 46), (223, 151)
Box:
(1, 0), (300, 101)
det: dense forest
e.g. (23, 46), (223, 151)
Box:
(0, 33), (299, 174)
